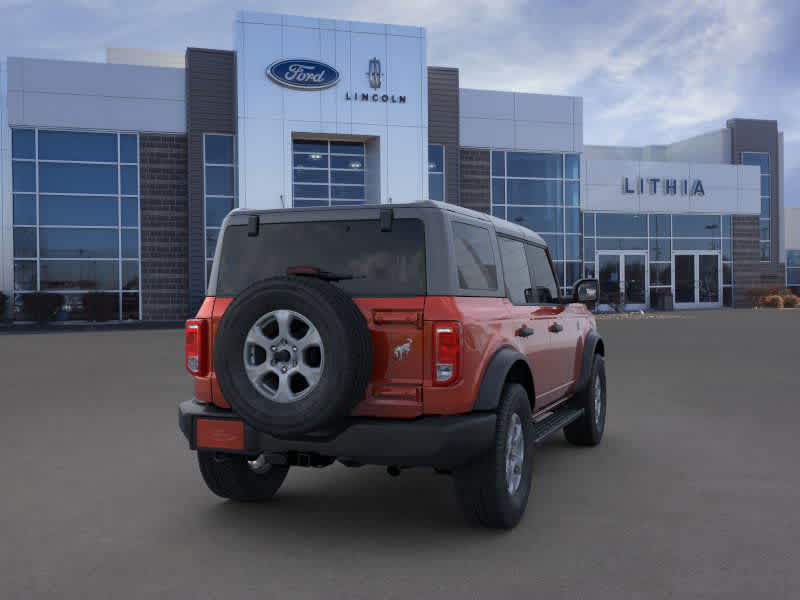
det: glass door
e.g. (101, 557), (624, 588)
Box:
(597, 252), (648, 311)
(672, 252), (721, 309)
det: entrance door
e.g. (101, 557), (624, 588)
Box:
(596, 252), (648, 311)
(672, 252), (721, 309)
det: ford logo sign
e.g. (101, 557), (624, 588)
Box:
(267, 59), (340, 90)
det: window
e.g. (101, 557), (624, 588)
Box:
(742, 152), (770, 261)
(526, 244), (559, 303)
(583, 212), (734, 306)
(204, 134), (237, 284)
(498, 237), (532, 304)
(428, 144), (444, 201)
(788, 250), (800, 287)
(452, 222), (498, 290)
(491, 150), (581, 291)
(216, 219), (426, 297)
(292, 139), (365, 209)
(11, 128), (140, 320)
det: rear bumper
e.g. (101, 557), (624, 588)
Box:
(178, 399), (496, 469)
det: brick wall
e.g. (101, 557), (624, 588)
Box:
(732, 215), (787, 307)
(139, 133), (189, 321)
(428, 67), (460, 205)
(460, 149), (490, 214)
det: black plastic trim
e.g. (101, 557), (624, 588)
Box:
(576, 330), (604, 392)
(472, 347), (532, 411)
(179, 399), (496, 469)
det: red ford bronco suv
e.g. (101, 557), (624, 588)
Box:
(179, 200), (605, 528)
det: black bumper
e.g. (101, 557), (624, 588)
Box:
(179, 399), (496, 469)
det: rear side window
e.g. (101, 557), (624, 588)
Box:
(452, 222), (498, 290)
(498, 237), (532, 305)
(525, 244), (560, 303)
(215, 219), (426, 296)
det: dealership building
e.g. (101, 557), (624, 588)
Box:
(0, 10), (794, 321)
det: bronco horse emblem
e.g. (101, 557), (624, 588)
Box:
(393, 338), (413, 360)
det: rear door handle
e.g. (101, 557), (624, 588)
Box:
(516, 325), (534, 338)
(548, 322), (563, 333)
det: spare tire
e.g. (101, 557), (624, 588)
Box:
(213, 276), (372, 437)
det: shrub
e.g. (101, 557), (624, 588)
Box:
(762, 295), (784, 308)
(782, 294), (799, 308)
(83, 292), (118, 322)
(21, 293), (64, 324)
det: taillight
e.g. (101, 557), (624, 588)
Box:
(185, 319), (208, 376)
(433, 322), (460, 386)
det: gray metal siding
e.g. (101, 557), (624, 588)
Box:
(427, 67), (460, 205)
(186, 48), (237, 311)
(727, 118), (783, 277)
(459, 148), (490, 214)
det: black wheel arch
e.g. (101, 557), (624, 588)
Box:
(473, 346), (535, 412)
(576, 330), (605, 393)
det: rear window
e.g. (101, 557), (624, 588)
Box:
(215, 219), (426, 296)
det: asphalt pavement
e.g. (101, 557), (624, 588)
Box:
(1, 308), (798, 599)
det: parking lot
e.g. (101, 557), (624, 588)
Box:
(1, 308), (798, 599)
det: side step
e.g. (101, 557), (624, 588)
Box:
(531, 406), (584, 446)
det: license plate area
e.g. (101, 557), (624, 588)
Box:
(195, 418), (245, 451)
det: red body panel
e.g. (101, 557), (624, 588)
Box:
(190, 294), (594, 418)
(195, 418), (245, 451)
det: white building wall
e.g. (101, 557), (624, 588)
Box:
(582, 157), (761, 215)
(7, 57), (185, 132)
(106, 48), (186, 69)
(586, 129), (731, 165)
(459, 88), (582, 152)
(785, 206), (800, 250)
(235, 12), (429, 209)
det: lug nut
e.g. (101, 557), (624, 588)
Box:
(292, 346), (297, 351)
(281, 367), (287, 373)
(270, 346), (277, 352)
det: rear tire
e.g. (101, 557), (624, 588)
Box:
(564, 354), (606, 446)
(197, 451), (289, 502)
(453, 383), (534, 529)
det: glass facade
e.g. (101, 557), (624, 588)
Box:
(787, 250), (800, 288)
(491, 150), (581, 292)
(291, 140), (365, 208)
(583, 212), (734, 307)
(204, 134), (237, 284)
(742, 152), (770, 261)
(428, 144), (444, 201)
(11, 128), (141, 320)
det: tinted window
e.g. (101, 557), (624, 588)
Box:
(12, 161), (35, 192)
(12, 129), (35, 159)
(673, 214), (720, 237)
(507, 152), (562, 178)
(452, 222), (498, 291)
(121, 198), (139, 227)
(38, 131), (117, 162)
(216, 219), (426, 297)
(492, 179), (505, 205)
(205, 135), (235, 164)
(121, 165), (138, 195)
(596, 213), (647, 237)
(13, 194), (36, 225)
(649, 214), (671, 237)
(40, 195), (118, 226)
(120, 134), (138, 163)
(40, 260), (119, 290)
(506, 206), (562, 232)
(526, 244), (559, 303)
(498, 237), (532, 304)
(206, 166), (235, 195)
(39, 228), (118, 258)
(428, 144), (444, 172)
(39, 163), (118, 194)
(206, 197), (234, 228)
(491, 151), (505, 177)
(565, 154), (580, 179)
(13, 228), (37, 258)
(507, 180), (562, 205)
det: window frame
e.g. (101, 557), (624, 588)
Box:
(203, 133), (238, 287)
(10, 127), (141, 321)
(450, 220), (500, 294)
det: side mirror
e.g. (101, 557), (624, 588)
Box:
(573, 279), (599, 307)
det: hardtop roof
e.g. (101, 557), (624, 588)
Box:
(230, 200), (546, 246)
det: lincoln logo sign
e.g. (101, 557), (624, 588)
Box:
(623, 177), (705, 196)
(266, 59), (340, 90)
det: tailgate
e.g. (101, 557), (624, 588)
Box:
(352, 297), (426, 418)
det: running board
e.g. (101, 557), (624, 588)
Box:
(531, 407), (584, 446)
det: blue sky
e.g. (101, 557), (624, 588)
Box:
(2, 0), (798, 205)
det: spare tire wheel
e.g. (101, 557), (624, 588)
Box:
(213, 276), (373, 437)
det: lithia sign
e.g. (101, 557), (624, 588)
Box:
(267, 57), (406, 104)
(623, 177), (705, 196)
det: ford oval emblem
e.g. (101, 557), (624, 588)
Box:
(267, 59), (340, 90)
